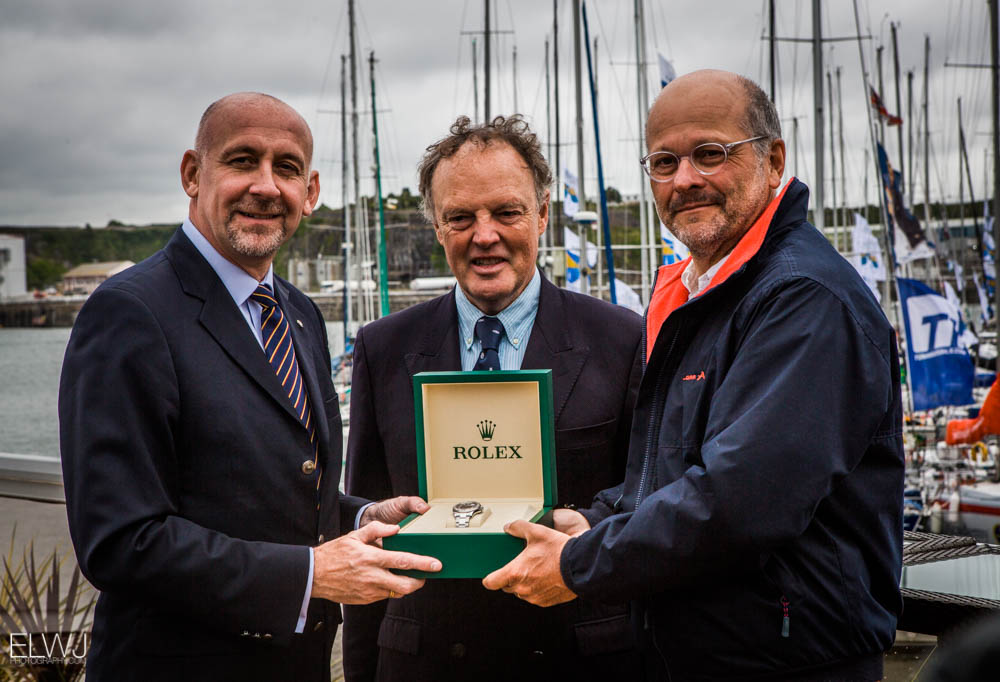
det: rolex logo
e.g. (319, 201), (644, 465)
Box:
(477, 420), (496, 441)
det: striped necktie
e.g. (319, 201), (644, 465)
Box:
(250, 284), (320, 474)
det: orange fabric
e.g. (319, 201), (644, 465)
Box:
(947, 377), (1000, 444)
(645, 181), (793, 361)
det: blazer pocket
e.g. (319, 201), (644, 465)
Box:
(573, 614), (635, 656)
(377, 614), (421, 656)
(556, 417), (616, 450)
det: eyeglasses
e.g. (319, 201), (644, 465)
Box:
(639, 136), (767, 183)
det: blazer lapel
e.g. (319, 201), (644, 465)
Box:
(521, 277), (589, 424)
(404, 290), (463, 376)
(166, 229), (307, 426)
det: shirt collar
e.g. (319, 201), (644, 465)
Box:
(182, 218), (273, 307)
(456, 268), (541, 350)
(681, 253), (730, 300)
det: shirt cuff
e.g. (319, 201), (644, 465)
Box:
(355, 502), (376, 529)
(295, 547), (314, 634)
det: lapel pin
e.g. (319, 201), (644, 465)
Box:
(296, 319), (304, 328)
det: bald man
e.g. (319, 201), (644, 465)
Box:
(484, 71), (904, 680)
(60, 93), (439, 681)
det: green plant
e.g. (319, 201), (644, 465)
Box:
(0, 533), (96, 682)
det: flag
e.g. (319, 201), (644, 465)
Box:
(975, 273), (993, 325)
(870, 85), (903, 126)
(898, 277), (974, 410)
(848, 212), (885, 302)
(658, 53), (676, 89)
(943, 281), (978, 349)
(563, 227), (597, 293)
(613, 278), (644, 315)
(563, 168), (580, 218)
(877, 143), (934, 264)
(660, 222), (689, 265)
(950, 260), (965, 293)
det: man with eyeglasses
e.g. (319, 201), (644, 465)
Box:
(485, 70), (904, 681)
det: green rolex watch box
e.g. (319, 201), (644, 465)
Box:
(382, 369), (557, 578)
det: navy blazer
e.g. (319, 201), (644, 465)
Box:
(342, 276), (644, 682)
(59, 228), (365, 681)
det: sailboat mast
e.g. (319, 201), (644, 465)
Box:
(991, 0), (1000, 327)
(545, 38), (553, 279)
(553, 0), (561, 260)
(484, 0), (491, 121)
(827, 69), (838, 249)
(369, 52), (390, 317)
(812, 0), (825, 235)
(349, 0), (360, 325)
(573, 0), (588, 293)
(513, 44), (519, 113)
(769, 0), (777, 102)
(837, 67), (847, 232)
(473, 38), (479, 123)
(959, 97), (967, 303)
(891, 23), (904, 171)
(923, 34), (931, 225)
(634, 0), (650, 300)
(340, 54), (351, 344)
(907, 70), (914, 210)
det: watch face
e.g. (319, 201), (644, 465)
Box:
(453, 501), (483, 514)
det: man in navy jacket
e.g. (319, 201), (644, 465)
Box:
(59, 93), (439, 681)
(486, 71), (904, 681)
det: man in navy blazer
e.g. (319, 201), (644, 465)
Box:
(59, 92), (439, 681)
(342, 115), (644, 681)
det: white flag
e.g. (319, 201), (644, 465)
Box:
(659, 222), (689, 265)
(944, 281), (979, 349)
(658, 53), (676, 89)
(974, 273), (992, 325)
(950, 260), (965, 293)
(613, 278), (645, 315)
(849, 213), (885, 301)
(563, 168), (580, 218)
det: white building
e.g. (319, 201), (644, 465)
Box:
(0, 234), (27, 299)
(61, 261), (134, 295)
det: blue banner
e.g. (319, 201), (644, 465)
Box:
(898, 277), (974, 410)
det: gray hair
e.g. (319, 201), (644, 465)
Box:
(418, 115), (552, 223)
(735, 75), (782, 155)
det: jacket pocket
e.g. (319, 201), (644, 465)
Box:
(574, 614), (635, 656)
(377, 614), (420, 656)
(556, 417), (616, 449)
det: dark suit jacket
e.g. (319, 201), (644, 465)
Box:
(59, 228), (365, 681)
(343, 276), (644, 682)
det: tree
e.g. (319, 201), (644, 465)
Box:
(605, 186), (623, 203)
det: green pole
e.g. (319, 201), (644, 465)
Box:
(369, 51), (390, 317)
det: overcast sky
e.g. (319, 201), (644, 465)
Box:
(0, 0), (994, 227)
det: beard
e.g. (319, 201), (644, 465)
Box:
(660, 167), (772, 262)
(225, 201), (289, 258)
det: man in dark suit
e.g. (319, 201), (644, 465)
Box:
(342, 115), (644, 681)
(59, 92), (440, 682)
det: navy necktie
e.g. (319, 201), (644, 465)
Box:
(473, 316), (505, 371)
(250, 284), (320, 476)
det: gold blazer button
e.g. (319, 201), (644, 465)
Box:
(301, 460), (317, 475)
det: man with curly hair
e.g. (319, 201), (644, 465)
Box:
(342, 115), (645, 681)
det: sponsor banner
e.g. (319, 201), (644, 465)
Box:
(898, 277), (974, 410)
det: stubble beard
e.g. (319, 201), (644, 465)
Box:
(661, 167), (771, 263)
(225, 204), (289, 259)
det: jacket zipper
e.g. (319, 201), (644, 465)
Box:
(780, 596), (790, 638)
(636, 322), (681, 507)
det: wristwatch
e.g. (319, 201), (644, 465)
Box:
(452, 501), (484, 528)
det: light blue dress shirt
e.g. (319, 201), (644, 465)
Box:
(455, 268), (541, 370)
(181, 219), (313, 634)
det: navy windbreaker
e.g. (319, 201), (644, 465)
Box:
(562, 179), (904, 679)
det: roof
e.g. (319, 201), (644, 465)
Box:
(62, 261), (134, 278)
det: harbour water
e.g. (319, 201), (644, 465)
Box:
(0, 323), (347, 459)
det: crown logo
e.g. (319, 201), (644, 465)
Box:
(477, 420), (496, 441)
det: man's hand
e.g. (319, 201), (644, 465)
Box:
(552, 508), (591, 536)
(311, 521), (441, 604)
(360, 495), (430, 527)
(482, 520), (578, 607)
